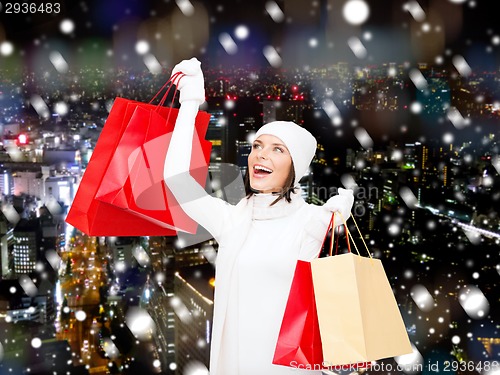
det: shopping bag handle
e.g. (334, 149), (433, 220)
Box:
(330, 214), (351, 257)
(148, 71), (184, 106)
(144, 71), (185, 126)
(317, 213), (350, 258)
(337, 211), (373, 260)
(333, 224), (351, 256)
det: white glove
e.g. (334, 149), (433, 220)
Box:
(171, 57), (205, 105)
(323, 188), (354, 227)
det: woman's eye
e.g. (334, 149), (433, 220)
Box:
(274, 147), (284, 153)
(252, 143), (262, 149)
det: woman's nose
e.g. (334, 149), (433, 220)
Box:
(258, 148), (268, 159)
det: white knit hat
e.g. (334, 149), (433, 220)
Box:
(255, 121), (317, 186)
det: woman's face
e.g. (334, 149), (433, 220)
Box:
(248, 134), (292, 194)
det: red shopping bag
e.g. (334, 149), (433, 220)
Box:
(66, 77), (211, 236)
(94, 100), (211, 232)
(273, 214), (372, 371)
(272, 259), (324, 368)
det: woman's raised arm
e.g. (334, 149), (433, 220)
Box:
(163, 58), (232, 239)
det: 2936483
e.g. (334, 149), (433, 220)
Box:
(2, 2), (61, 14)
(443, 360), (499, 372)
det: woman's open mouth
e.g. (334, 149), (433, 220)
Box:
(253, 165), (273, 178)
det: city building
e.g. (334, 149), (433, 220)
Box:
(13, 170), (44, 198)
(262, 99), (309, 124)
(0, 219), (14, 279)
(0, 168), (14, 196)
(0, 277), (56, 325)
(45, 175), (75, 207)
(205, 104), (229, 162)
(108, 236), (135, 270)
(13, 219), (42, 275)
(42, 149), (81, 172)
(147, 236), (177, 371)
(173, 269), (213, 374)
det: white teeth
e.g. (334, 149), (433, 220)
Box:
(254, 165), (273, 173)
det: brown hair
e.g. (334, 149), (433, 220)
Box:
(244, 162), (296, 206)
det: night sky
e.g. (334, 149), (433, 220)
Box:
(1, 0), (500, 71)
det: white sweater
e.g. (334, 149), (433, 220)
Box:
(164, 101), (330, 375)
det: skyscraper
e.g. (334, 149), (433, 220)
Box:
(0, 215), (14, 279)
(206, 105), (228, 163)
(173, 271), (213, 374)
(13, 219), (41, 275)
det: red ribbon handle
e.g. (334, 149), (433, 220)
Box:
(148, 71), (184, 105)
(316, 212), (351, 258)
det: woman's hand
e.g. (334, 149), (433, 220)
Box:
(171, 57), (205, 105)
(323, 188), (355, 226)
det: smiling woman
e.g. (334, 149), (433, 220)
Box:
(163, 58), (355, 375)
(248, 135), (292, 194)
(244, 121), (318, 206)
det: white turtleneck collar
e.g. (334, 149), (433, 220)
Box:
(248, 188), (306, 221)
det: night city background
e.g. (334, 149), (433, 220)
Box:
(0, 0), (499, 374)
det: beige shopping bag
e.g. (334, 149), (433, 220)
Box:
(310, 216), (412, 366)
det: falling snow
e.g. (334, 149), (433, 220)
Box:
(343, 0), (370, 25)
(49, 51), (69, 74)
(447, 106), (468, 129)
(0, 1), (499, 373)
(404, 1), (426, 22)
(411, 284), (435, 312)
(30, 94), (50, 119)
(0, 41), (14, 56)
(347, 36), (368, 59)
(400, 186), (418, 209)
(452, 55), (472, 77)
(322, 98), (342, 126)
(354, 127), (374, 149)
(75, 310), (87, 321)
(395, 344), (424, 375)
(219, 33), (238, 55)
(30, 338), (42, 349)
(183, 360), (209, 375)
(53, 101), (69, 116)
(234, 25), (250, 40)
(126, 307), (156, 340)
(459, 286), (490, 319)
(409, 69), (428, 90)
(176, 0), (195, 16)
(59, 19), (75, 34)
(265, 1), (285, 23)
(263, 45), (282, 68)
(19, 275), (37, 297)
(135, 40), (150, 55)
